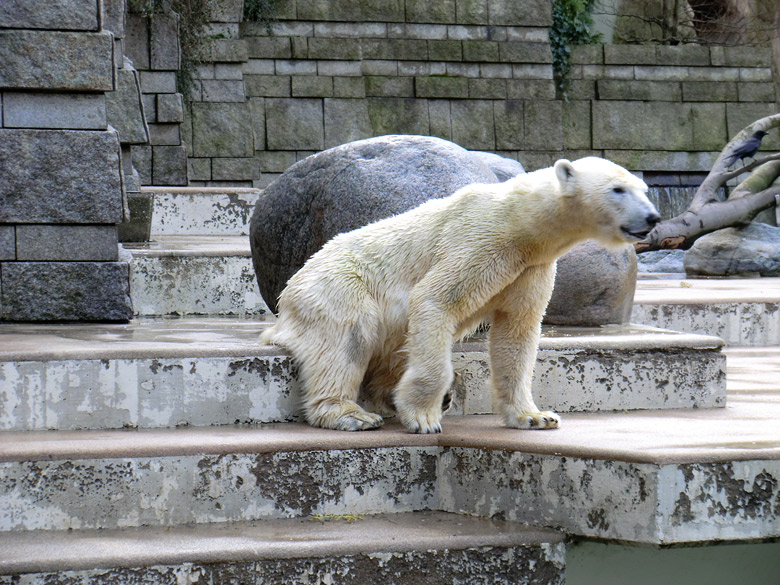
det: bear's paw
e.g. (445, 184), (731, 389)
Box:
(504, 410), (560, 430)
(334, 410), (385, 432)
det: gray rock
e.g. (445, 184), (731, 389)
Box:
(0, 226), (15, 261)
(152, 145), (189, 186)
(0, 261), (132, 321)
(106, 65), (150, 144)
(16, 225), (118, 261)
(471, 151), (525, 181)
(544, 241), (638, 326)
(636, 249), (685, 274)
(118, 192), (154, 243)
(0, 128), (124, 224)
(191, 102), (254, 157)
(2, 92), (107, 130)
(250, 135), (501, 312)
(0, 30), (114, 91)
(684, 223), (780, 277)
(0, 0), (99, 31)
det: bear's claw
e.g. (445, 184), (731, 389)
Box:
(505, 409), (560, 430)
(334, 411), (384, 431)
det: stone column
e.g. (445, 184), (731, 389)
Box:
(0, 0), (133, 321)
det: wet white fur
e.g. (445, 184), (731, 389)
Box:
(261, 157), (657, 433)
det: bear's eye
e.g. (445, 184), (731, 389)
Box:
(613, 186), (626, 194)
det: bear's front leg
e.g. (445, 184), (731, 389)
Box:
(490, 264), (560, 430)
(393, 296), (458, 434)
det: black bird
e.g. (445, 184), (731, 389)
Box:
(723, 130), (768, 167)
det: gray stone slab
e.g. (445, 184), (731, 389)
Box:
(451, 100), (495, 149)
(146, 187), (261, 236)
(0, 0), (99, 31)
(192, 102), (254, 157)
(0, 226), (15, 261)
(152, 145), (188, 186)
(323, 98), (372, 148)
(156, 93), (184, 123)
(140, 71), (177, 94)
(0, 444), (439, 530)
(1, 92), (106, 130)
(125, 14), (150, 70)
(0, 513), (565, 584)
(0, 30), (113, 91)
(150, 13), (180, 70)
(0, 261), (132, 321)
(0, 313), (724, 430)
(593, 101), (727, 151)
(0, 129), (124, 223)
(106, 67), (149, 144)
(265, 98), (324, 150)
(16, 225), (118, 261)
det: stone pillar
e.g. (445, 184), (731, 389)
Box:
(0, 0), (133, 321)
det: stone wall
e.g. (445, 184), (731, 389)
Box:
(0, 0), (139, 321)
(568, 43), (779, 183)
(124, 0), (778, 189)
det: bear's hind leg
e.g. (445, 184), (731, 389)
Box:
(297, 321), (384, 432)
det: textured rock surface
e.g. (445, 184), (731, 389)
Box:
(684, 223), (780, 277)
(0, 0), (100, 30)
(471, 151), (526, 181)
(105, 65), (150, 144)
(249, 135), (501, 312)
(636, 249), (685, 273)
(0, 30), (114, 91)
(544, 241), (638, 326)
(0, 129), (123, 223)
(0, 262), (132, 321)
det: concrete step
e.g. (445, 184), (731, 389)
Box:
(0, 318), (724, 431)
(1, 353), (778, 543)
(633, 277), (780, 346)
(0, 511), (566, 584)
(125, 236), (269, 317)
(145, 186), (262, 236)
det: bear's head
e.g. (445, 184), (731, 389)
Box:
(554, 157), (660, 247)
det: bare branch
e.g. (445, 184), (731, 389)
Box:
(689, 113), (780, 211)
(635, 184), (780, 253)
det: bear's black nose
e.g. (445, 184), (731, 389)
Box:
(647, 212), (661, 226)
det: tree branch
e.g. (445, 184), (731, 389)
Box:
(635, 184), (780, 253)
(690, 112), (780, 211)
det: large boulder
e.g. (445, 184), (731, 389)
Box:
(544, 241), (638, 327)
(684, 223), (780, 277)
(250, 135), (635, 326)
(250, 135), (503, 313)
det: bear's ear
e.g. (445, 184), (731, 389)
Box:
(554, 159), (575, 187)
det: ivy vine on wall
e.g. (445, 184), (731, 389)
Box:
(550, 0), (601, 101)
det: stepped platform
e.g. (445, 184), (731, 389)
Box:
(633, 277), (780, 346)
(0, 512), (566, 584)
(145, 186), (261, 237)
(0, 318), (724, 431)
(1, 353), (778, 543)
(126, 236), (267, 317)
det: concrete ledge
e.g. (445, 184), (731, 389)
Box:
(126, 237), (268, 317)
(633, 278), (780, 346)
(143, 187), (262, 236)
(0, 379), (778, 542)
(0, 512), (565, 582)
(0, 319), (725, 430)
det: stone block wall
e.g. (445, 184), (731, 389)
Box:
(122, 0), (777, 189)
(567, 44), (778, 183)
(125, 7), (188, 186)
(0, 0), (138, 321)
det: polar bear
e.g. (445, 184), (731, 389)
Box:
(260, 157), (660, 434)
